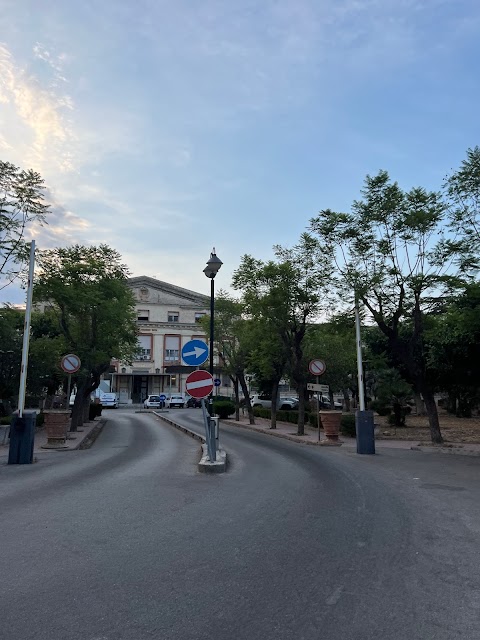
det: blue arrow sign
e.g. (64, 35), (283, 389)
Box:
(181, 339), (209, 366)
(159, 394), (166, 401)
(214, 378), (221, 387)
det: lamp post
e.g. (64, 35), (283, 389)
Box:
(203, 249), (222, 454)
(203, 248), (223, 377)
(354, 298), (375, 454)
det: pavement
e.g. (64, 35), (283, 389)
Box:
(1, 408), (480, 640)
(0, 416), (105, 459)
(222, 414), (480, 456)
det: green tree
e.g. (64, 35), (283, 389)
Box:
(233, 234), (331, 435)
(0, 307), (23, 406)
(34, 245), (138, 429)
(444, 146), (480, 269)
(1, 160), (49, 289)
(310, 171), (463, 444)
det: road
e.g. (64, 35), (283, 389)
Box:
(1, 409), (479, 640)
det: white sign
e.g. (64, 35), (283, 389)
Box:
(308, 359), (326, 376)
(307, 383), (329, 393)
(60, 353), (81, 374)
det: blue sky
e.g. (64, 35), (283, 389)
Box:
(1, 0), (479, 304)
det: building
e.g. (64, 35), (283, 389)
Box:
(113, 276), (223, 404)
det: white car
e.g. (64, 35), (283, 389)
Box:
(100, 393), (119, 408)
(167, 394), (187, 408)
(144, 394), (163, 409)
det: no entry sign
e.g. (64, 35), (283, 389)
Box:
(60, 353), (81, 374)
(185, 369), (214, 399)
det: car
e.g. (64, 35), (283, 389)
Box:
(144, 394), (163, 409)
(167, 394), (187, 408)
(100, 393), (119, 408)
(186, 397), (201, 408)
(279, 397), (299, 410)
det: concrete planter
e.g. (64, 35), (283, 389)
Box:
(319, 411), (342, 441)
(42, 410), (70, 449)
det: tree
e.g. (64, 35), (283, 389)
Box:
(34, 245), (138, 429)
(426, 282), (480, 417)
(202, 292), (255, 424)
(0, 306), (23, 406)
(444, 146), (480, 269)
(310, 171), (463, 444)
(233, 234), (331, 435)
(0, 161), (49, 289)
(304, 319), (357, 410)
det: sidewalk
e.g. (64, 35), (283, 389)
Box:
(0, 418), (104, 459)
(222, 416), (480, 457)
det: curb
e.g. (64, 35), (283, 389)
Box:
(78, 419), (107, 450)
(221, 419), (339, 447)
(153, 412), (228, 473)
(411, 444), (480, 457)
(153, 411), (205, 443)
(198, 445), (227, 473)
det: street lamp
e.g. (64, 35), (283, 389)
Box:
(203, 248), (223, 377)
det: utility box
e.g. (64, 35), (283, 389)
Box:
(8, 411), (36, 465)
(355, 410), (375, 455)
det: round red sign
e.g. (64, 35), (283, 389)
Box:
(185, 369), (214, 399)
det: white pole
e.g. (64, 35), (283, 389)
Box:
(18, 240), (36, 418)
(354, 299), (365, 412)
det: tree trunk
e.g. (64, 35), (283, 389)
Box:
(414, 392), (426, 416)
(422, 388), (443, 444)
(238, 373), (255, 425)
(342, 389), (351, 412)
(70, 383), (87, 431)
(270, 380), (279, 429)
(233, 377), (240, 421)
(83, 396), (91, 423)
(297, 386), (306, 435)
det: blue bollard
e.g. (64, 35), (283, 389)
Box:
(8, 411), (36, 464)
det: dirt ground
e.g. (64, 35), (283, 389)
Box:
(374, 410), (480, 443)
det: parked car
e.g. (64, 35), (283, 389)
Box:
(144, 394), (162, 409)
(186, 397), (201, 408)
(100, 392), (119, 408)
(167, 394), (187, 408)
(279, 397), (299, 410)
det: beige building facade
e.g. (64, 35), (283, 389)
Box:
(113, 276), (220, 404)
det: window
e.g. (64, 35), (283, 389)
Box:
(195, 312), (206, 323)
(137, 309), (149, 321)
(164, 336), (180, 362)
(168, 311), (179, 323)
(135, 335), (152, 360)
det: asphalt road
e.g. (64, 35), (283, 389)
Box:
(1, 409), (479, 640)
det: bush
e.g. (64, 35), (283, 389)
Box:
(370, 400), (391, 416)
(0, 415), (12, 425)
(36, 412), (45, 427)
(213, 400), (235, 419)
(340, 414), (356, 437)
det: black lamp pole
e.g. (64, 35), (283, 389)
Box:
(203, 248), (223, 423)
(209, 277), (215, 377)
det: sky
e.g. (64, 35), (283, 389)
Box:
(1, 0), (479, 304)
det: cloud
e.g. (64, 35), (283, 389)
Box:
(0, 43), (75, 173)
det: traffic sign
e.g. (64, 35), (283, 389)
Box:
(182, 339), (209, 366)
(214, 378), (221, 387)
(185, 370), (214, 399)
(307, 383), (329, 393)
(60, 353), (81, 374)
(309, 359), (326, 376)
(159, 394), (166, 401)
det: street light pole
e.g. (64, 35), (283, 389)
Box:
(354, 297), (375, 455)
(203, 249), (222, 459)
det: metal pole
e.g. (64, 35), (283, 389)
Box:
(354, 300), (365, 411)
(317, 375), (321, 441)
(18, 240), (35, 418)
(209, 277), (216, 448)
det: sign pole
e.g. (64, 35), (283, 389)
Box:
(317, 375), (321, 442)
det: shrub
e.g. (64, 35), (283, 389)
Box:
(0, 415), (12, 425)
(213, 400), (235, 419)
(370, 400), (391, 416)
(35, 412), (45, 427)
(340, 414), (356, 437)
